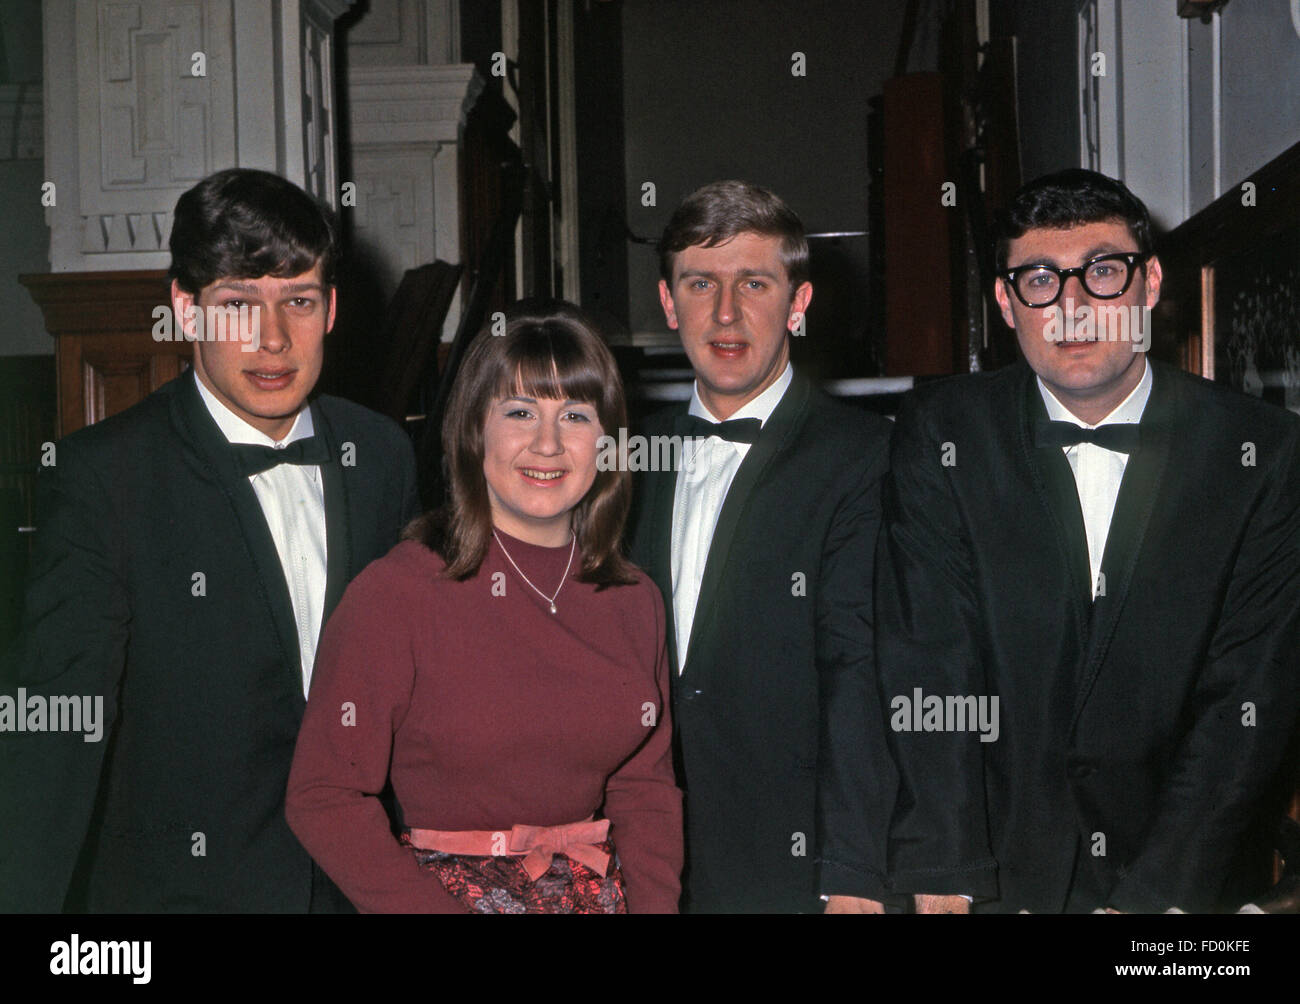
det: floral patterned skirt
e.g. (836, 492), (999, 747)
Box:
(400, 831), (627, 914)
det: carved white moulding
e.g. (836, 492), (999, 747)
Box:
(46, 0), (354, 271)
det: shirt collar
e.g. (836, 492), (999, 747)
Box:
(192, 369), (314, 447)
(688, 361), (794, 427)
(1037, 357), (1152, 429)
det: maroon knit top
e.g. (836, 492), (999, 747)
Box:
(285, 532), (682, 913)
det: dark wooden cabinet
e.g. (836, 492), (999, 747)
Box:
(20, 270), (185, 438)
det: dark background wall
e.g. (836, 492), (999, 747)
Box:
(0, 0), (51, 358)
(615, 0), (936, 369)
(991, 0), (1079, 182)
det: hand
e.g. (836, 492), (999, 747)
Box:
(914, 894), (970, 914)
(824, 895), (886, 914)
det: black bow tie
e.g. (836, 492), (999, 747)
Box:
(672, 413), (763, 444)
(232, 436), (332, 476)
(1034, 420), (1141, 454)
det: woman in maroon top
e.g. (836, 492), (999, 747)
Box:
(286, 301), (682, 913)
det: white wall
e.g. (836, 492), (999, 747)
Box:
(1081, 0), (1300, 227)
(1218, 0), (1300, 196)
(1079, 0), (1190, 231)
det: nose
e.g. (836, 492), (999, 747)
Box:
(713, 283), (738, 326)
(1060, 271), (1092, 307)
(531, 416), (562, 456)
(257, 305), (288, 353)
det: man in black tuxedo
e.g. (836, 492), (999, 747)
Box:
(877, 169), (1300, 913)
(0, 168), (419, 912)
(628, 181), (895, 912)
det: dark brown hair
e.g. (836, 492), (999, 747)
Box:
(168, 168), (339, 294)
(406, 299), (638, 586)
(658, 179), (810, 289)
(993, 168), (1154, 272)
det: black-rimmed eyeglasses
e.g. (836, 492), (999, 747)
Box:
(998, 251), (1153, 308)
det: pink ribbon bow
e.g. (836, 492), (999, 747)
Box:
(407, 817), (612, 883)
(509, 819), (612, 881)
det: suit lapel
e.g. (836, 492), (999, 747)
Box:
(311, 400), (351, 624)
(635, 409), (686, 679)
(1019, 367), (1093, 642)
(171, 374), (304, 684)
(679, 373), (809, 675)
(1072, 362), (1175, 724)
(652, 461), (683, 677)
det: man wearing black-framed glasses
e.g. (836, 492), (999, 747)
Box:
(993, 208), (1161, 427)
(1000, 250), (1152, 307)
(875, 168), (1300, 913)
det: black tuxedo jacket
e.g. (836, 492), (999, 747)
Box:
(0, 373), (418, 912)
(876, 360), (1300, 913)
(629, 370), (895, 912)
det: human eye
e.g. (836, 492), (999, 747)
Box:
(742, 279), (767, 291)
(687, 278), (711, 291)
(564, 410), (593, 423)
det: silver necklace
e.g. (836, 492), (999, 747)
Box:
(493, 529), (576, 614)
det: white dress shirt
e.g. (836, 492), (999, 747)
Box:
(670, 362), (793, 673)
(1037, 360), (1152, 600)
(194, 373), (328, 695)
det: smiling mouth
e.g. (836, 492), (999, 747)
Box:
(520, 468), (567, 481)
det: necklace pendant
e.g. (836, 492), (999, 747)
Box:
(492, 529), (575, 619)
